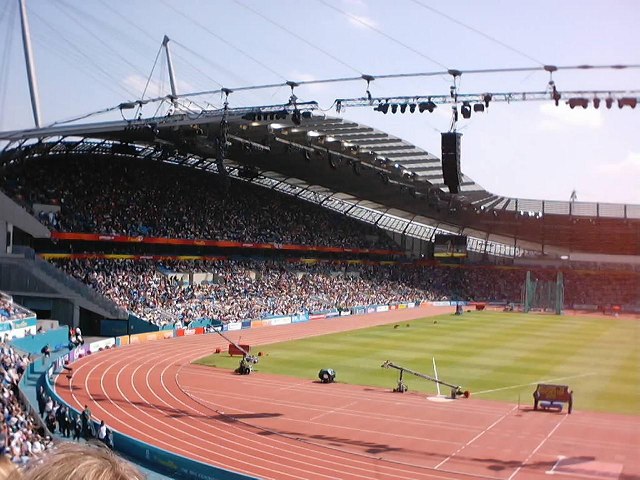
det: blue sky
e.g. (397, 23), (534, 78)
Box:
(1, 0), (639, 204)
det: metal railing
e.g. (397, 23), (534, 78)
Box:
(31, 254), (128, 319)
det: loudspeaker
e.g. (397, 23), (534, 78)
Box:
(441, 132), (462, 194)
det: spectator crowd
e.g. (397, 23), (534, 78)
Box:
(55, 258), (431, 325)
(2, 154), (637, 325)
(0, 296), (32, 322)
(2, 155), (395, 250)
(52, 258), (638, 326)
(1, 343), (54, 465)
(563, 270), (639, 307)
(1, 331), (112, 470)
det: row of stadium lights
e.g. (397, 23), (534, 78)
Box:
(241, 110), (313, 125)
(566, 97), (637, 109)
(374, 97), (637, 117)
(374, 100), (487, 119)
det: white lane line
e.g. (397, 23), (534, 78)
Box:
(58, 332), (507, 480)
(545, 469), (621, 479)
(435, 405), (518, 469)
(183, 385), (486, 435)
(508, 415), (568, 480)
(546, 455), (567, 475)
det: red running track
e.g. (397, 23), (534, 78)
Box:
(56, 307), (640, 480)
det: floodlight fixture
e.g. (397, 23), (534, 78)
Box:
(460, 102), (472, 119)
(568, 98), (589, 109)
(618, 97), (637, 109)
(552, 87), (561, 106)
(418, 101), (436, 113)
(291, 109), (302, 125)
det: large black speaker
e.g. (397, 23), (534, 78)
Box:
(441, 132), (462, 194)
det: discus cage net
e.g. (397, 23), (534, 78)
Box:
(521, 271), (564, 314)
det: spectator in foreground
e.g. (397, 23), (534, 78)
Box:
(81, 405), (93, 439)
(20, 443), (145, 480)
(97, 421), (107, 442)
(0, 342), (52, 467)
(72, 414), (82, 442)
(39, 345), (50, 366)
(0, 456), (22, 479)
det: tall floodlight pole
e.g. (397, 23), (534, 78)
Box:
(18, 0), (42, 128)
(162, 35), (178, 108)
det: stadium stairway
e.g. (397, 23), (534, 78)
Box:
(21, 351), (173, 480)
(0, 251), (128, 321)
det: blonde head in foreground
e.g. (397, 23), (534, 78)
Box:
(20, 443), (145, 480)
(0, 456), (22, 480)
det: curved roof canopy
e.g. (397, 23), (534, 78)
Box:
(1, 109), (638, 255)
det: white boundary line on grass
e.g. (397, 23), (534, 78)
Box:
(473, 373), (595, 395)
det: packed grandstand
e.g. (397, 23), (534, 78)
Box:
(2, 155), (395, 249)
(50, 258), (639, 326)
(0, 154), (637, 320)
(1, 154), (638, 331)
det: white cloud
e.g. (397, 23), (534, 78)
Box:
(347, 14), (378, 29)
(595, 151), (640, 176)
(537, 102), (603, 130)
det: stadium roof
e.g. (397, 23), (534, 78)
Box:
(1, 109), (639, 256)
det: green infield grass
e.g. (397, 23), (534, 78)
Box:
(194, 312), (640, 415)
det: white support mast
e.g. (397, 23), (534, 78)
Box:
(18, 0), (42, 128)
(162, 35), (178, 108)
